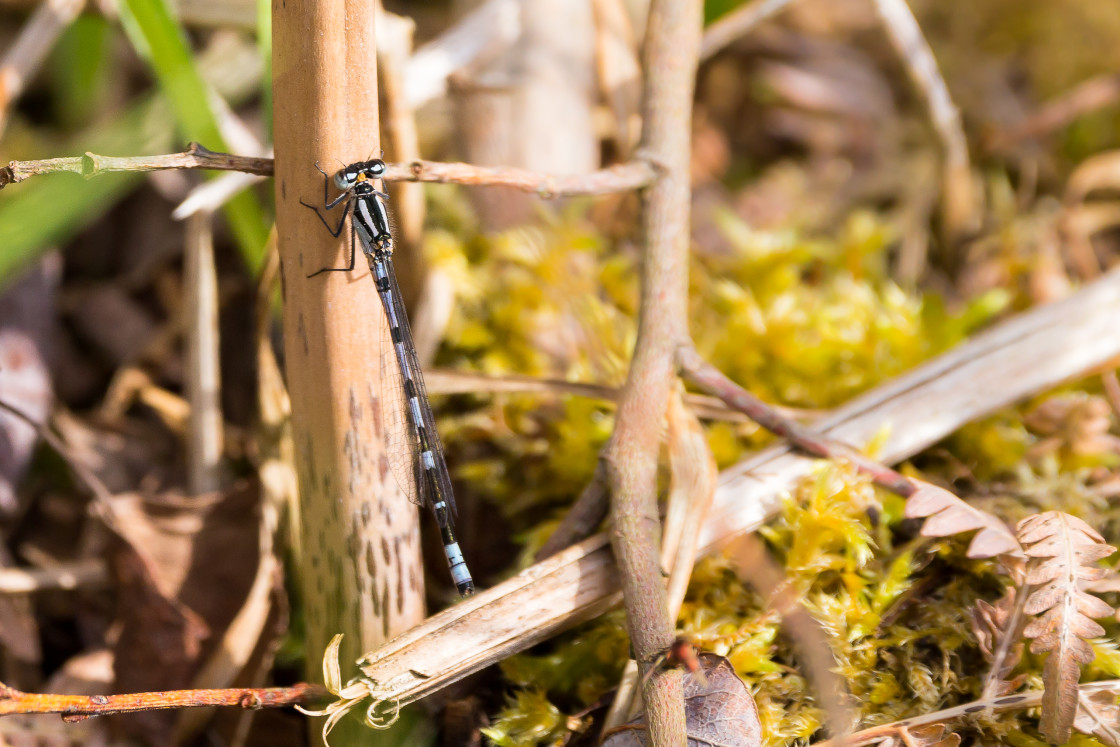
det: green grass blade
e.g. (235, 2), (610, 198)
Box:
(117, 0), (269, 269)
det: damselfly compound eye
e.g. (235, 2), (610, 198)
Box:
(367, 160), (386, 179)
(334, 168), (359, 190)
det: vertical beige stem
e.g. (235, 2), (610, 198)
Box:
(272, 0), (425, 719)
(184, 212), (223, 495)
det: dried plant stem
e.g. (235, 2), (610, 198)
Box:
(0, 560), (107, 594)
(677, 344), (916, 497)
(389, 158), (655, 195)
(424, 368), (811, 422)
(699, 0), (796, 61)
(602, 0), (703, 741)
(988, 73), (1120, 153)
(0, 143), (273, 187)
(872, 0), (975, 239)
(536, 459), (610, 562)
(811, 680), (1120, 747)
(0, 682), (325, 717)
(183, 213), (224, 495)
(2, 147), (656, 196)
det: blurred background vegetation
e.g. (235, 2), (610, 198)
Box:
(1, 0), (1120, 745)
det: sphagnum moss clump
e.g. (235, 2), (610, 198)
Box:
(423, 198), (1117, 746)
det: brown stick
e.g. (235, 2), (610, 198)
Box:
(0, 143), (273, 187)
(271, 3), (426, 733)
(872, 0), (975, 240)
(1, 147), (656, 197)
(987, 73), (1120, 153)
(388, 158), (656, 196)
(676, 344), (917, 497)
(0, 682), (325, 717)
(602, 0), (703, 742)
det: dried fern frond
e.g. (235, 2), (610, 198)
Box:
(903, 480), (1021, 558)
(971, 588), (1027, 698)
(1017, 511), (1117, 744)
(1074, 689), (1120, 747)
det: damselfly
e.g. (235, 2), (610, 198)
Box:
(301, 159), (474, 597)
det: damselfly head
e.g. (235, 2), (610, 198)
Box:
(334, 160), (386, 191)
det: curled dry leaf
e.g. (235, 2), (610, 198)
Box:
(1017, 511), (1117, 744)
(903, 480), (1021, 558)
(602, 654), (762, 747)
(971, 588), (1027, 698)
(1074, 689), (1120, 747)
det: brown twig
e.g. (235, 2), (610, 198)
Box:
(0, 560), (108, 594)
(0, 681), (326, 718)
(810, 680), (1120, 747)
(729, 534), (856, 739)
(0, 143), (274, 188)
(423, 368), (815, 422)
(987, 73), (1120, 153)
(601, 0), (703, 742)
(535, 459), (609, 561)
(699, 0), (796, 61)
(0, 398), (112, 507)
(2, 147), (656, 197)
(388, 158), (656, 196)
(676, 344), (916, 497)
(872, 0), (976, 240)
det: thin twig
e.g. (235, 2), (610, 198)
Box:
(388, 158), (656, 196)
(0, 681), (326, 718)
(0, 560), (108, 595)
(729, 535), (856, 739)
(2, 147), (657, 197)
(183, 212), (224, 495)
(0, 143), (273, 188)
(0, 399), (112, 507)
(987, 73), (1120, 153)
(423, 368), (815, 422)
(602, 0), (704, 741)
(699, 0), (796, 61)
(872, 0), (976, 239)
(535, 459), (609, 561)
(810, 681), (1120, 747)
(676, 344), (916, 497)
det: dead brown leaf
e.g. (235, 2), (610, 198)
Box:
(903, 480), (1021, 558)
(1074, 689), (1120, 746)
(971, 587), (1027, 698)
(602, 654), (762, 746)
(1018, 511), (1117, 744)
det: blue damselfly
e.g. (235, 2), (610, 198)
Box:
(302, 159), (474, 597)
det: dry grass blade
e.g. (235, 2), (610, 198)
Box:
(902, 480), (1021, 558)
(971, 588), (1028, 699)
(1075, 689), (1120, 746)
(1018, 511), (1117, 744)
